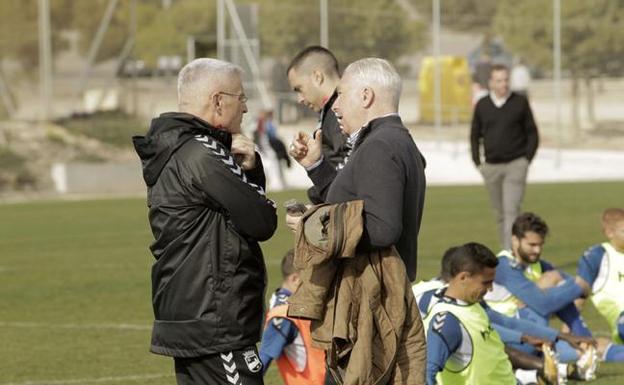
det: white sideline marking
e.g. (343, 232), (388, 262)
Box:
(1, 373), (173, 385)
(0, 322), (150, 331)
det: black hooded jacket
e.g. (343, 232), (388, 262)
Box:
(133, 112), (277, 357)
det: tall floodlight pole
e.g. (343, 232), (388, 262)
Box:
(320, 0), (329, 48)
(76, 0), (119, 99)
(130, 0), (138, 116)
(553, 0), (562, 167)
(38, 0), (53, 121)
(217, 0), (225, 60)
(432, 0), (442, 146)
(223, 0), (272, 108)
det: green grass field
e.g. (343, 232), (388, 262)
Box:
(1, 181), (623, 384)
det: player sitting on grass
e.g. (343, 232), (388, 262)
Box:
(259, 249), (326, 385)
(485, 212), (624, 379)
(576, 208), (624, 361)
(423, 242), (520, 385)
(415, 245), (593, 385)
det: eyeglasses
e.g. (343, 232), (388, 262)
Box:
(218, 91), (248, 103)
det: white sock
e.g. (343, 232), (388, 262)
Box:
(515, 368), (538, 384)
(557, 363), (568, 380)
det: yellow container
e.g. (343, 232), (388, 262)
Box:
(419, 56), (472, 124)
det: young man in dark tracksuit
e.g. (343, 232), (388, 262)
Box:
(287, 46), (350, 204)
(133, 58), (277, 385)
(470, 64), (539, 251)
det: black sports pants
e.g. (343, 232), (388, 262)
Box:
(174, 346), (263, 385)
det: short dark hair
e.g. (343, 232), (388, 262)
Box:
(441, 242), (498, 278)
(489, 63), (509, 77)
(512, 212), (549, 239)
(280, 249), (295, 278)
(440, 246), (458, 282)
(287, 46), (340, 77)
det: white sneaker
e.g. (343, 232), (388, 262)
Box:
(556, 363), (568, 385)
(575, 344), (599, 380)
(515, 368), (538, 385)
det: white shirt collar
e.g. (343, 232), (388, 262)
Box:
(349, 112), (400, 144)
(489, 92), (511, 108)
(347, 128), (362, 147)
(376, 112), (400, 120)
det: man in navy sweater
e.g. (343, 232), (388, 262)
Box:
(470, 64), (539, 250)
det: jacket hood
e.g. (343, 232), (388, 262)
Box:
(132, 112), (232, 186)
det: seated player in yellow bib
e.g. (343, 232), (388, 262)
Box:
(576, 208), (624, 361)
(423, 242), (517, 385)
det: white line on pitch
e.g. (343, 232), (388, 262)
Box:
(0, 321), (151, 331)
(0, 373), (173, 385)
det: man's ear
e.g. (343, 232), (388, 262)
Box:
(604, 226), (615, 240)
(212, 93), (223, 114)
(312, 70), (324, 86)
(456, 271), (470, 283)
(361, 87), (374, 108)
(287, 273), (302, 289)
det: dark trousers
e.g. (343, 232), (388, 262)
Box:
(174, 346), (264, 385)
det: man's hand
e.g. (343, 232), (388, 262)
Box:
(231, 134), (257, 170)
(535, 270), (564, 290)
(520, 335), (552, 349)
(558, 333), (596, 350)
(285, 212), (302, 233)
(284, 200), (308, 233)
(289, 130), (322, 168)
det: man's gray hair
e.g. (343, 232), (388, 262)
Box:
(177, 58), (243, 111)
(343, 58), (402, 109)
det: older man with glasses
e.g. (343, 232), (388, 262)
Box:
(133, 58), (277, 385)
